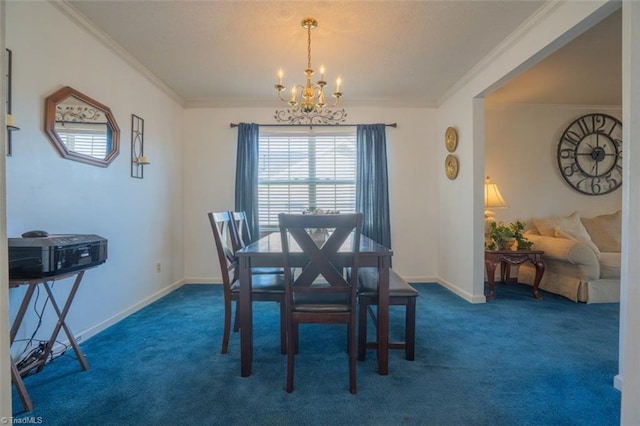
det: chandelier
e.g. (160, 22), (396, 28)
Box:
(274, 18), (347, 125)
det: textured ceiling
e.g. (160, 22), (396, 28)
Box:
(63, 1), (620, 108)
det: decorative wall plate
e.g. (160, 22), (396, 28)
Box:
(445, 127), (458, 152)
(445, 154), (459, 180)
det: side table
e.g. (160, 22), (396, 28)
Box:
(484, 250), (545, 301)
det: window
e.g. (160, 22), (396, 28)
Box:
(258, 128), (356, 230)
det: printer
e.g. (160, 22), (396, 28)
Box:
(8, 234), (108, 279)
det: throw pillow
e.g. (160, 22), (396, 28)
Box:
(532, 211), (591, 241)
(581, 210), (621, 252)
(554, 227), (601, 255)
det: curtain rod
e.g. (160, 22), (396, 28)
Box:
(229, 123), (397, 128)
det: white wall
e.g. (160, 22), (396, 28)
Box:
(182, 106), (438, 283)
(0, 0), (10, 417)
(4, 1), (184, 362)
(620, 1), (640, 422)
(485, 104), (622, 224)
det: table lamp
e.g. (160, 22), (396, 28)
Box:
(484, 176), (508, 236)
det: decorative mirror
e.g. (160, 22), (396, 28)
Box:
(45, 86), (120, 167)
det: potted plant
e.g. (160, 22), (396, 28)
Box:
(509, 220), (533, 250)
(486, 220), (533, 251)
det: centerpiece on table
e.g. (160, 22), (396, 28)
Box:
(485, 220), (533, 251)
(302, 207), (340, 244)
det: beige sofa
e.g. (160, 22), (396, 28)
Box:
(518, 210), (621, 303)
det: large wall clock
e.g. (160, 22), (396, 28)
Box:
(556, 113), (622, 195)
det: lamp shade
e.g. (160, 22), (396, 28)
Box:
(484, 176), (507, 209)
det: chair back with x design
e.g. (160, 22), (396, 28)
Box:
(208, 211), (286, 354)
(231, 211), (252, 252)
(278, 212), (363, 393)
(281, 213), (361, 294)
(208, 211), (240, 287)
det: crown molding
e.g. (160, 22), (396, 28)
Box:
(184, 97), (435, 109)
(436, 1), (562, 107)
(51, 0), (185, 107)
(484, 101), (622, 110)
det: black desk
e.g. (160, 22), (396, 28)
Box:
(9, 268), (94, 412)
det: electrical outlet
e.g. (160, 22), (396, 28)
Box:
(156, 262), (161, 273)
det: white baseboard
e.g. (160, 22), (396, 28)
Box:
(614, 374), (623, 391)
(403, 276), (439, 284)
(68, 279), (185, 347)
(183, 277), (222, 284)
(15, 279), (186, 365)
(437, 278), (487, 303)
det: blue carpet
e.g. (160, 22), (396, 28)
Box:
(12, 282), (620, 425)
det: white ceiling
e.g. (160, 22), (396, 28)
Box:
(487, 8), (621, 106)
(62, 0), (621, 108)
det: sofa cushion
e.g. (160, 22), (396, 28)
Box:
(554, 227), (601, 255)
(533, 211), (592, 241)
(581, 211), (621, 253)
(599, 252), (621, 279)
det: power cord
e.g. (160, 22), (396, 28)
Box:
(13, 283), (69, 377)
(15, 342), (47, 377)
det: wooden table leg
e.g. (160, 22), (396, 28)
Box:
(376, 259), (390, 375)
(531, 260), (545, 300)
(239, 256), (253, 377)
(485, 259), (497, 301)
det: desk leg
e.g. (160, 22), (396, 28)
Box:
(485, 259), (497, 301)
(239, 257), (253, 377)
(39, 271), (89, 372)
(377, 259), (390, 375)
(531, 260), (545, 300)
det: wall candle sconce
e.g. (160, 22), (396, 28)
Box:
(131, 114), (149, 178)
(5, 49), (19, 156)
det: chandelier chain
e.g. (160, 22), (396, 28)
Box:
(307, 23), (312, 70)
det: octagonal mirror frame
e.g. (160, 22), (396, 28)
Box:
(44, 86), (120, 167)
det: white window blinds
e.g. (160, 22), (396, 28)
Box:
(57, 125), (109, 158)
(258, 128), (356, 229)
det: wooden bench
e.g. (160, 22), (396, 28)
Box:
(357, 268), (419, 361)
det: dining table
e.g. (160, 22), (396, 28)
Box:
(236, 231), (393, 377)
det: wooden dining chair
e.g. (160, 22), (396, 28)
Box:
(231, 210), (254, 249)
(208, 211), (286, 354)
(232, 211), (284, 275)
(278, 212), (363, 394)
(357, 268), (419, 361)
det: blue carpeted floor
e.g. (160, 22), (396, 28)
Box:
(12, 282), (620, 425)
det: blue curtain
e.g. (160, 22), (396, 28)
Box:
(234, 123), (260, 241)
(356, 124), (391, 249)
